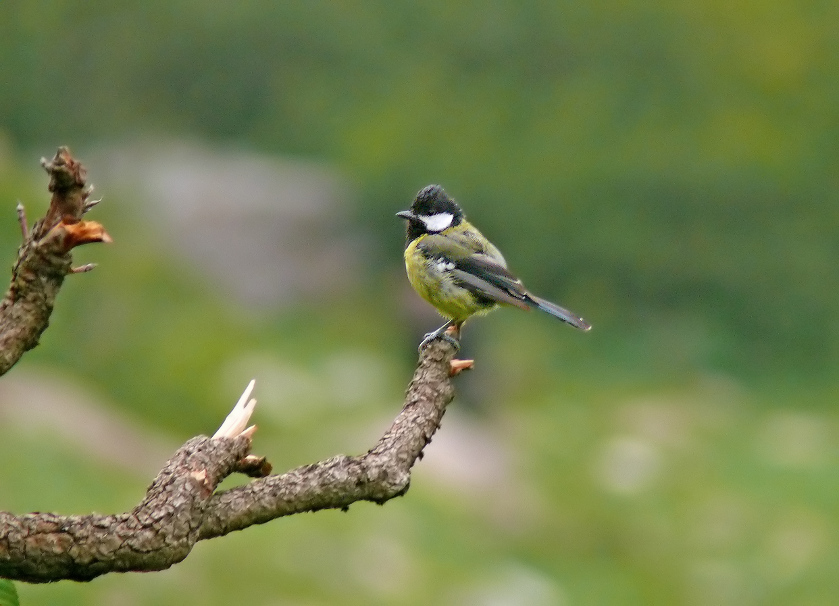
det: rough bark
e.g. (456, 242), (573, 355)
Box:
(198, 340), (456, 539)
(0, 340), (457, 583)
(0, 149), (462, 583)
(0, 147), (110, 376)
(0, 436), (251, 583)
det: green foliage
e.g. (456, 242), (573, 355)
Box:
(1, 2), (838, 604)
(0, 581), (19, 606)
(2, 0), (837, 374)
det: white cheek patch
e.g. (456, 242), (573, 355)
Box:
(419, 212), (454, 232)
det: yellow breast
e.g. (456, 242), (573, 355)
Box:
(404, 236), (494, 322)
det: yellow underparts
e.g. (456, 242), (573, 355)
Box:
(404, 237), (497, 324)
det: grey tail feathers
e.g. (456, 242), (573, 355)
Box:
(528, 295), (592, 331)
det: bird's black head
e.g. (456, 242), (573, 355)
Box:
(397, 185), (465, 242)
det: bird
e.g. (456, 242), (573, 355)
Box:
(397, 184), (591, 351)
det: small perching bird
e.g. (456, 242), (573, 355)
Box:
(397, 185), (591, 350)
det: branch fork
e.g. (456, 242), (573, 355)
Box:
(0, 149), (463, 584)
(0, 338), (458, 582)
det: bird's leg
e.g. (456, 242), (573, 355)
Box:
(419, 319), (460, 352)
(446, 321), (463, 341)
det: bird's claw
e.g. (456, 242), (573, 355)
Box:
(418, 329), (460, 352)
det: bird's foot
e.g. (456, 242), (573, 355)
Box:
(419, 330), (460, 352)
(419, 323), (460, 352)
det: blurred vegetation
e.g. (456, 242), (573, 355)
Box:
(3, 0), (838, 376)
(1, 1), (838, 605)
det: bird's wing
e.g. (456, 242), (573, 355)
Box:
(418, 235), (531, 310)
(454, 253), (529, 298)
(449, 268), (531, 310)
(442, 224), (509, 267)
(418, 234), (591, 331)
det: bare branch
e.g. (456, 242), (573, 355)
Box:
(82, 190), (102, 214)
(449, 358), (474, 376)
(70, 263), (98, 274)
(0, 341), (458, 582)
(0, 149), (462, 584)
(0, 148), (111, 377)
(15, 201), (27, 240)
(0, 384), (256, 582)
(198, 341), (457, 540)
(0, 435), (252, 583)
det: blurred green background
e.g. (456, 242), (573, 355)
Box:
(1, 1), (838, 604)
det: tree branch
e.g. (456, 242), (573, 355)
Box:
(0, 149), (465, 583)
(198, 340), (457, 540)
(0, 435), (252, 583)
(0, 147), (111, 377)
(0, 341), (458, 583)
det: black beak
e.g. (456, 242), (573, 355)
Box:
(396, 210), (415, 221)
